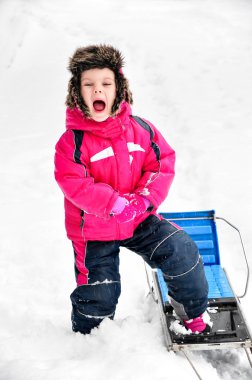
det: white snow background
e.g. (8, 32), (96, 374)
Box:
(0, 0), (252, 379)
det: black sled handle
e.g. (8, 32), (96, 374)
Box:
(216, 216), (250, 299)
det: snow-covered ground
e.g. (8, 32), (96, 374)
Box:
(0, 0), (252, 379)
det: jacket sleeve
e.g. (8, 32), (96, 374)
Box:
(134, 121), (175, 209)
(54, 130), (118, 218)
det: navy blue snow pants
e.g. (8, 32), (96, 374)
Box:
(70, 215), (208, 334)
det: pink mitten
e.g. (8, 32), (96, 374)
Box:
(115, 194), (150, 223)
(111, 196), (128, 215)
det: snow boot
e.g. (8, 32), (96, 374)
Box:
(184, 315), (210, 333)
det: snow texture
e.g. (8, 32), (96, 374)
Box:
(0, 0), (252, 379)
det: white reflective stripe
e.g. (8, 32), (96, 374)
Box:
(90, 143), (145, 163)
(165, 255), (201, 279)
(77, 310), (114, 319)
(89, 280), (120, 286)
(78, 279), (120, 288)
(127, 142), (145, 153)
(90, 147), (114, 162)
(150, 230), (180, 260)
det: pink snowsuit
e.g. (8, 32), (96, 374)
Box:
(54, 101), (209, 335)
(54, 101), (176, 242)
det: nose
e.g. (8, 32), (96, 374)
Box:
(94, 84), (102, 94)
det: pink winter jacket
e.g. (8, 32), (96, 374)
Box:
(54, 102), (175, 241)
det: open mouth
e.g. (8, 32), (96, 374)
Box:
(93, 100), (106, 112)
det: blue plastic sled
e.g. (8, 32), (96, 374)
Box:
(153, 210), (252, 355)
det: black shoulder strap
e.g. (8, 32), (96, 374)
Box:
(131, 115), (154, 140)
(131, 115), (160, 161)
(72, 130), (84, 164)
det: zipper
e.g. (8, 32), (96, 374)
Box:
(145, 172), (157, 186)
(80, 210), (85, 236)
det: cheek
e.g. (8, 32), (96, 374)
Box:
(80, 88), (89, 103)
(80, 87), (85, 100)
(110, 88), (116, 103)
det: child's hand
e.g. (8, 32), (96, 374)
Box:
(112, 194), (150, 223)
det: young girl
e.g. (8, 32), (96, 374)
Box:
(54, 44), (209, 335)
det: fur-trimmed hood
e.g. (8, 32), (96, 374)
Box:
(66, 44), (133, 118)
(68, 44), (124, 74)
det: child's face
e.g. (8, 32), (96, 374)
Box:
(80, 68), (117, 121)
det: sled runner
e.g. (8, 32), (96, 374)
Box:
(151, 210), (252, 370)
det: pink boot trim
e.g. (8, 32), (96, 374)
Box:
(184, 314), (206, 333)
